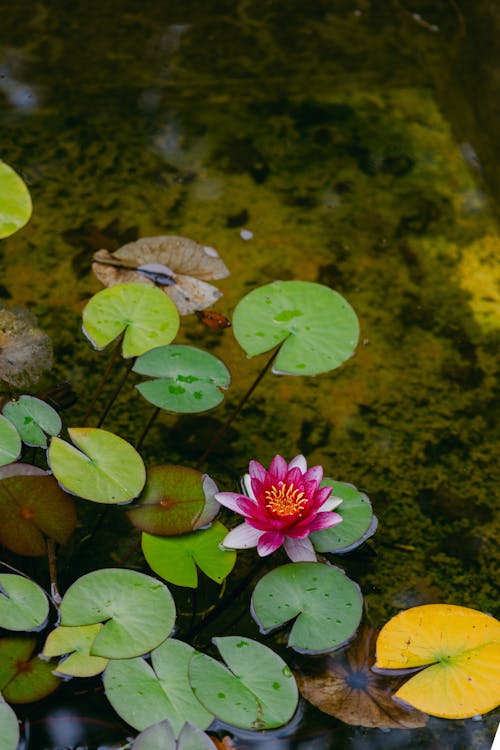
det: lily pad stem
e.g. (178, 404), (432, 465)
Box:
(97, 357), (136, 428)
(135, 406), (160, 451)
(196, 345), (281, 469)
(46, 537), (61, 607)
(81, 332), (124, 426)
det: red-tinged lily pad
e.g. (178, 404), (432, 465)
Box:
(0, 473), (77, 556)
(296, 625), (428, 728)
(0, 636), (60, 703)
(43, 624), (109, 678)
(0, 574), (49, 631)
(127, 465), (220, 536)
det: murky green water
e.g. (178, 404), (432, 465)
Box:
(1, 1), (499, 748)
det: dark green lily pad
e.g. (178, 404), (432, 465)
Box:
(132, 721), (216, 750)
(0, 415), (21, 467)
(43, 624), (109, 677)
(251, 563), (363, 654)
(82, 282), (180, 358)
(189, 636), (299, 730)
(142, 522), (236, 588)
(311, 480), (377, 553)
(2, 396), (61, 447)
(0, 574), (49, 631)
(0, 474), (77, 556)
(104, 639), (214, 734)
(0, 636), (60, 703)
(60, 568), (175, 658)
(0, 698), (19, 750)
(232, 281), (359, 376)
(127, 465), (219, 536)
(0, 161), (32, 239)
(134, 345), (230, 413)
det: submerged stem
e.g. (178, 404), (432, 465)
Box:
(97, 357), (136, 428)
(46, 537), (61, 606)
(81, 333), (124, 426)
(135, 406), (160, 451)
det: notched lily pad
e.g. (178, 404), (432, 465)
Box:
(2, 395), (61, 447)
(0, 415), (21, 467)
(43, 624), (109, 677)
(311, 480), (377, 553)
(132, 720), (216, 750)
(0, 636), (60, 703)
(0, 161), (32, 238)
(0, 697), (19, 750)
(0, 574), (49, 631)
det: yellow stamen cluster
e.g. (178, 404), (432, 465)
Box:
(265, 481), (308, 518)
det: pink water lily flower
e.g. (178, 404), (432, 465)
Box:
(216, 454), (343, 562)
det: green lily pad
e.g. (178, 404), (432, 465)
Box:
(311, 480), (377, 553)
(60, 568), (175, 658)
(232, 280), (359, 376)
(2, 396), (61, 447)
(127, 465), (220, 536)
(251, 562), (363, 654)
(189, 636), (299, 730)
(104, 639), (214, 735)
(142, 522), (236, 588)
(0, 575), (49, 631)
(0, 162), (32, 239)
(133, 721), (216, 750)
(0, 415), (21, 467)
(134, 345), (230, 413)
(82, 282), (180, 358)
(0, 473), (77, 556)
(43, 624), (109, 677)
(0, 636), (60, 703)
(0, 698), (19, 750)
(48, 427), (146, 504)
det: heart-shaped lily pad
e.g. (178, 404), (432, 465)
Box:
(232, 281), (359, 376)
(0, 698), (19, 750)
(0, 636), (60, 703)
(82, 282), (180, 358)
(134, 345), (230, 413)
(127, 465), (220, 536)
(311, 480), (377, 553)
(0, 574), (49, 631)
(132, 720), (216, 750)
(142, 522), (236, 588)
(375, 604), (500, 719)
(189, 636), (299, 730)
(251, 562), (363, 654)
(0, 473), (77, 555)
(60, 568), (175, 658)
(48, 427), (146, 504)
(43, 624), (109, 677)
(2, 396), (61, 447)
(0, 161), (32, 239)
(0, 415), (21, 467)
(104, 639), (214, 734)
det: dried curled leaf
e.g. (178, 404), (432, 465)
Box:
(92, 235), (229, 315)
(0, 306), (53, 388)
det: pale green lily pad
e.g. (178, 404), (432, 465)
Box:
(2, 396), (61, 447)
(48, 427), (146, 504)
(189, 636), (299, 730)
(0, 416), (21, 467)
(82, 282), (180, 358)
(134, 345), (230, 413)
(43, 624), (109, 677)
(133, 721), (216, 750)
(142, 522), (236, 588)
(0, 698), (19, 750)
(232, 281), (359, 376)
(251, 563), (362, 654)
(60, 568), (175, 658)
(0, 162), (32, 239)
(104, 639), (214, 734)
(0, 574), (49, 632)
(311, 480), (377, 553)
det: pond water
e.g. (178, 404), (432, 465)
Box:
(1, 1), (499, 748)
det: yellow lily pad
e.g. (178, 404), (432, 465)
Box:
(43, 624), (109, 677)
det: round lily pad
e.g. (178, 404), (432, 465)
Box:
(132, 721), (215, 750)
(134, 345), (230, 413)
(232, 281), (359, 376)
(60, 568), (176, 659)
(0, 161), (32, 239)
(189, 636), (299, 730)
(142, 522), (236, 588)
(104, 639), (214, 734)
(48, 427), (146, 504)
(0, 698), (19, 750)
(0, 636), (60, 703)
(251, 562), (363, 654)
(0, 415), (21, 467)
(43, 624), (109, 678)
(82, 282), (180, 358)
(311, 480), (377, 553)
(2, 395), (61, 447)
(0, 574), (49, 631)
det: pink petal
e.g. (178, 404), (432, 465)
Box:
(268, 455), (287, 481)
(320, 496), (343, 512)
(288, 455), (307, 473)
(286, 466), (303, 487)
(283, 536), (317, 562)
(312, 485), (333, 508)
(257, 530), (284, 556)
(215, 492), (257, 516)
(222, 523), (264, 549)
(303, 464), (323, 485)
(241, 473), (256, 501)
(307, 511), (343, 532)
(248, 460), (267, 482)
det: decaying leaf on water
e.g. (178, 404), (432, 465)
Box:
(0, 306), (53, 388)
(295, 625), (428, 728)
(92, 235), (230, 315)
